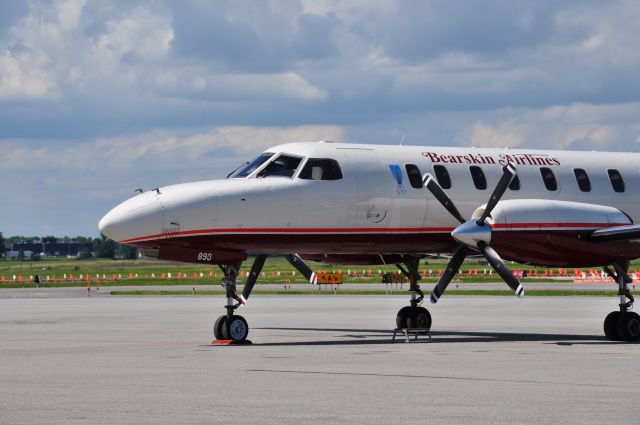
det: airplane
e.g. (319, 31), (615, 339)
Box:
(98, 141), (640, 343)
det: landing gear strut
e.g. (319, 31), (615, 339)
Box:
(213, 261), (250, 342)
(603, 261), (640, 342)
(395, 258), (432, 330)
(212, 254), (316, 343)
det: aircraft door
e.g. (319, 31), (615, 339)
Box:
(387, 163), (429, 230)
(297, 162), (356, 229)
(346, 149), (393, 227)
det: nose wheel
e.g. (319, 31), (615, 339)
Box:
(603, 262), (640, 342)
(213, 262), (251, 343)
(211, 254), (317, 343)
(214, 314), (249, 341)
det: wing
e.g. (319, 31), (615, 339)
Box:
(590, 224), (640, 243)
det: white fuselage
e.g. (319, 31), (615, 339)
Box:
(98, 142), (639, 265)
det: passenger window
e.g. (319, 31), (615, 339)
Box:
(469, 166), (487, 190)
(573, 168), (591, 192)
(540, 167), (558, 191)
(433, 165), (451, 189)
(257, 154), (303, 178)
(299, 158), (343, 180)
(608, 169), (625, 193)
(509, 174), (520, 191)
(404, 164), (423, 189)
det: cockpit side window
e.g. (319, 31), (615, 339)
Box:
(229, 152), (274, 178)
(299, 158), (343, 180)
(257, 154), (303, 178)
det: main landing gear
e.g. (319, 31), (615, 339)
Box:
(603, 261), (640, 342)
(212, 254), (316, 342)
(395, 258), (432, 330)
(213, 262), (251, 342)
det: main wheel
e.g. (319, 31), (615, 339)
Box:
(604, 311), (621, 341)
(213, 315), (228, 340)
(407, 307), (432, 329)
(226, 315), (249, 342)
(617, 312), (640, 342)
(396, 306), (411, 329)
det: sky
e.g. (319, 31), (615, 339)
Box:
(2, 0), (640, 237)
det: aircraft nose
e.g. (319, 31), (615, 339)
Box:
(98, 194), (163, 243)
(98, 201), (135, 242)
(98, 208), (120, 241)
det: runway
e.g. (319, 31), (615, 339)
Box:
(1, 295), (639, 424)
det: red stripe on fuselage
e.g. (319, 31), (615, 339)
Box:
(121, 226), (457, 243)
(491, 222), (619, 229)
(120, 222), (626, 244)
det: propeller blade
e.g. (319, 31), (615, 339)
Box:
(430, 245), (468, 304)
(423, 174), (465, 224)
(240, 254), (268, 304)
(285, 254), (318, 285)
(477, 241), (524, 297)
(476, 164), (516, 225)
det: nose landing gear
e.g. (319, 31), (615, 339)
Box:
(212, 254), (315, 343)
(213, 262), (250, 342)
(603, 261), (640, 342)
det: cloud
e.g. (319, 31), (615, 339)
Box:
(92, 6), (174, 64)
(0, 124), (346, 171)
(2, 1), (640, 132)
(151, 70), (328, 102)
(465, 118), (527, 149)
(168, 1), (340, 71)
(0, 50), (60, 100)
(457, 102), (640, 151)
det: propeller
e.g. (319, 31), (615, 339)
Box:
(239, 253), (317, 305)
(423, 174), (465, 224)
(426, 164), (524, 304)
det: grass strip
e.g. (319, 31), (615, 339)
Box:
(0, 277), (582, 289)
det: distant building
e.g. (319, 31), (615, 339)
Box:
(11, 241), (94, 257)
(6, 250), (33, 258)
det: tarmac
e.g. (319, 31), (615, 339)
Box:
(1, 293), (639, 424)
(0, 280), (627, 299)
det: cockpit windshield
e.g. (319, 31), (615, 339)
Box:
(256, 154), (303, 178)
(229, 153), (274, 178)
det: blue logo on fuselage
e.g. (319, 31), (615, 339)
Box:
(389, 164), (406, 195)
(389, 164), (403, 185)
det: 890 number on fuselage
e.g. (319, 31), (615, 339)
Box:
(197, 252), (213, 262)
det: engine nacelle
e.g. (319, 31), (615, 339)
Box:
(482, 200), (632, 266)
(482, 199), (631, 232)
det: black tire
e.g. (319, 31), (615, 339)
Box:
(617, 312), (640, 342)
(407, 307), (432, 330)
(226, 315), (249, 342)
(396, 306), (411, 329)
(213, 315), (228, 340)
(604, 311), (620, 341)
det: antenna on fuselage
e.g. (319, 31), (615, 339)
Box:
(400, 133), (406, 146)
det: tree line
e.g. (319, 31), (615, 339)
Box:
(0, 232), (137, 260)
